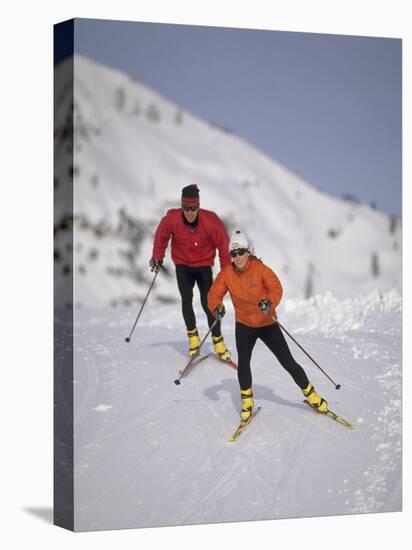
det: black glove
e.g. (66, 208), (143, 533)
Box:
(258, 298), (272, 314)
(215, 304), (226, 320)
(149, 258), (163, 273)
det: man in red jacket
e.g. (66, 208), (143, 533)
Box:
(150, 184), (232, 360)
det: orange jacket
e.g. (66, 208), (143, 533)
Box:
(208, 258), (283, 328)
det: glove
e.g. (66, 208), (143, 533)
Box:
(258, 298), (272, 314)
(215, 304), (226, 320)
(149, 258), (163, 273)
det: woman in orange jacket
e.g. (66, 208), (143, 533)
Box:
(208, 230), (328, 422)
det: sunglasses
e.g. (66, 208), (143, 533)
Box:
(230, 248), (248, 258)
(182, 205), (199, 212)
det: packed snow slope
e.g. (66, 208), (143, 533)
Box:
(53, 289), (402, 531)
(54, 55), (401, 308)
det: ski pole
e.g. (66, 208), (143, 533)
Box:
(174, 318), (219, 385)
(125, 270), (159, 343)
(274, 318), (341, 390)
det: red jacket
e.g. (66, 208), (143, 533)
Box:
(208, 258), (283, 328)
(152, 208), (231, 268)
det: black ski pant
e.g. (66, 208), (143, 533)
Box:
(235, 322), (309, 391)
(175, 264), (221, 338)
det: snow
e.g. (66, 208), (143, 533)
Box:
(53, 288), (401, 531)
(93, 405), (113, 413)
(282, 288), (401, 336)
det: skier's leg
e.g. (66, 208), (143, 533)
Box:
(175, 265), (197, 329)
(196, 266), (231, 359)
(235, 323), (258, 389)
(196, 266), (221, 337)
(176, 265), (201, 355)
(235, 323), (258, 421)
(259, 322), (310, 388)
(260, 323), (328, 411)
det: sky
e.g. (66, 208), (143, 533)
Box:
(61, 18), (401, 216)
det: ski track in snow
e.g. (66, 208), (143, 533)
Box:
(60, 290), (401, 530)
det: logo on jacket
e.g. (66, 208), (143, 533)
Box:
(250, 282), (257, 288)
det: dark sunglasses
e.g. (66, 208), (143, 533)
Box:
(230, 248), (248, 258)
(182, 205), (199, 212)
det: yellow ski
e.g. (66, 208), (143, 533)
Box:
(303, 400), (355, 430)
(228, 406), (262, 443)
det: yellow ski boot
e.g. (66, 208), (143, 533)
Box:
(240, 387), (254, 422)
(187, 328), (201, 356)
(303, 383), (328, 413)
(212, 335), (231, 361)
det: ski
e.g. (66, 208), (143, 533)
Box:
(178, 353), (211, 376)
(212, 353), (238, 371)
(174, 353), (211, 385)
(303, 400), (355, 430)
(228, 406), (262, 443)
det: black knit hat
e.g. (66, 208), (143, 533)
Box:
(181, 184), (200, 206)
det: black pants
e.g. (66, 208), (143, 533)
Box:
(175, 265), (221, 338)
(235, 322), (309, 390)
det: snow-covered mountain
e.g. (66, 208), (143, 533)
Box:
(54, 55), (402, 308)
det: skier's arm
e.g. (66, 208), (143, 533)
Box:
(212, 215), (231, 269)
(261, 265), (283, 315)
(208, 270), (229, 315)
(152, 215), (172, 262)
